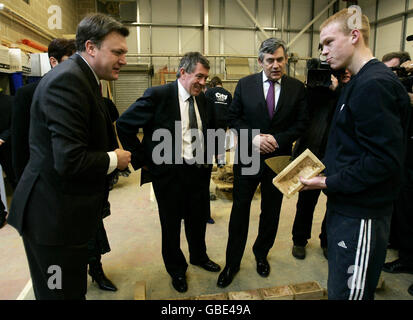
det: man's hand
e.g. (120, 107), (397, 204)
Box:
(114, 148), (131, 170)
(329, 74), (339, 91)
(300, 175), (327, 191)
(252, 134), (278, 154)
(0, 139), (4, 147)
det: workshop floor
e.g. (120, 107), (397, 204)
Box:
(0, 169), (412, 300)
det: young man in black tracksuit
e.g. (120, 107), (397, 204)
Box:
(301, 9), (411, 300)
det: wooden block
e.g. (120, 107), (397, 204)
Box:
(228, 289), (262, 300)
(195, 293), (228, 300)
(272, 149), (325, 199)
(289, 281), (324, 300)
(260, 285), (294, 300)
(134, 281), (146, 300)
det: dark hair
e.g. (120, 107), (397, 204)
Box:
(209, 76), (222, 87)
(176, 52), (210, 78)
(258, 37), (287, 62)
(48, 38), (76, 62)
(76, 13), (129, 52)
(382, 51), (411, 66)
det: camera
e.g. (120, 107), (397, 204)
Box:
(390, 67), (413, 93)
(306, 55), (345, 88)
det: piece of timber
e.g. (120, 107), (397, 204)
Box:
(272, 149), (325, 198)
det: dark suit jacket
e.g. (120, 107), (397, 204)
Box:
(0, 93), (14, 143)
(228, 72), (308, 174)
(8, 54), (114, 246)
(116, 80), (215, 182)
(11, 81), (40, 181)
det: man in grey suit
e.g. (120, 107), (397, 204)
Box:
(7, 13), (131, 300)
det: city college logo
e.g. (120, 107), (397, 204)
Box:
(215, 92), (228, 103)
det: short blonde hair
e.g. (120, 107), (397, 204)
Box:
(320, 8), (370, 46)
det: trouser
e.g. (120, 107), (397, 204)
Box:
(225, 164), (283, 268)
(87, 219), (111, 268)
(152, 163), (210, 278)
(22, 235), (88, 300)
(292, 189), (327, 247)
(392, 185), (413, 265)
(326, 209), (391, 300)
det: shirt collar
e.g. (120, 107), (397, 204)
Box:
(262, 71), (282, 85)
(76, 52), (100, 85)
(177, 78), (191, 102)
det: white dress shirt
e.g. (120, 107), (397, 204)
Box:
(177, 79), (203, 160)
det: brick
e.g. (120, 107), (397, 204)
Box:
(134, 281), (146, 300)
(228, 289), (262, 300)
(289, 281), (324, 300)
(260, 285), (294, 300)
(195, 293), (228, 300)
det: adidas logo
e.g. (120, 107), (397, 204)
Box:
(337, 241), (348, 249)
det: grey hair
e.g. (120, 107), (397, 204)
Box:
(258, 38), (288, 62)
(176, 52), (210, 78)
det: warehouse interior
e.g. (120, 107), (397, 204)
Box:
(0, 0), (413, 300)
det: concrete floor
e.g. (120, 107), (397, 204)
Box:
(0, 169), (412, 300)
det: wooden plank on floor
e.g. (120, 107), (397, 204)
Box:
(134, 281), (146, 300)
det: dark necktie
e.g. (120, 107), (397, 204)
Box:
(266, 80), (278, 119)
(187, 96), (200, 157)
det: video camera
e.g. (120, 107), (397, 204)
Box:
(306, 56), (345, 88)
(390, 67), (413, 93)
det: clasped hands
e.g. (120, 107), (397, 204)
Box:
(252, 134), (278, 154)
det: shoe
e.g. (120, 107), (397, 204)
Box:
(217, 266), (239, 288)
(382, 259), (413, 274)
(207, 218), (215, 224)
(0, 212), (6, 229)
(408, 284), (413, 296)
(193, 259), (221, 272)
(292, 245), (306, 260)
(88, 266), (117, 291)
(256, 258), (270, 277)
(322, 247), (328, 260)
(172, 275), (187, 293)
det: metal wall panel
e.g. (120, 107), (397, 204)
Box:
(113, 72), (151, 115)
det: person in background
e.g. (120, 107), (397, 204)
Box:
(204, 76), (233, 224)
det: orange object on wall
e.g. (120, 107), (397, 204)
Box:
(21, 39), (48, 52)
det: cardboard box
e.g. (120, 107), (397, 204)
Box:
(30, 52), (51, 76)
(9, 48), (31, 74)
(0, 45), (11, 73)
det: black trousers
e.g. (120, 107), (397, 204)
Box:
(326, 209), (391, 300)
(0, 143), (17, 189)
(22, 235), (88, 300)
(392, 185), (413, 264)
(152, 164), (210, 278)
(292, 189), (327, 247)
(225, 164), (283, 268)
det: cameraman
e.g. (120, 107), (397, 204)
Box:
(290, 58), (350, 260)
(381, 42), (413, 297)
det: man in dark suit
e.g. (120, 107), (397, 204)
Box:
(116, 52), (221, 293)
(217, 38), (308, 288)
(0, 91), (15, 228)
(7, 13), (131, 300)
(12, 38), (76, 181)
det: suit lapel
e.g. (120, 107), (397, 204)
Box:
(256, 72), (271, 121)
